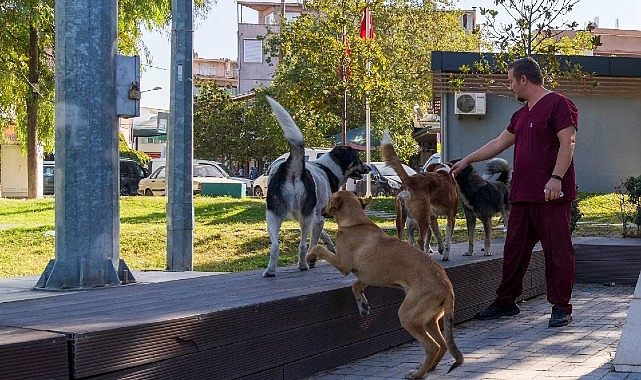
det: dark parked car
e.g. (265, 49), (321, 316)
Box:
(119, 158), (147, 196)
(41, 159), (146, 196)
(354, 162), (416, 197)
(43, 161), (55, 195)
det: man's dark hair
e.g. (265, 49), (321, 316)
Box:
(508, 57), (543, 85)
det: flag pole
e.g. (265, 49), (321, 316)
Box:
(364, 5), (372, 197)
(342, 24), (347, 147)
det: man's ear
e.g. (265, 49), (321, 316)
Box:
(360, 196), (373, 209)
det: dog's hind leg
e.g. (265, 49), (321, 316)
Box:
(297, 222), (315, 272)
(264, 212), (284, 277)
(395, 198), (407, 240)
(415, 213), (433, 255)
(407, 218), (419, 248)
(310, 230), (336, 269)
(398, 299), (442, 379)
(309, 225), (334, 269)
(319, 230), (335, 252)
(352, 280), (370, 316)
(441, 214), (455, 261)
(481, 214), (493, 256)
(429, 215), (446, 258)
(463, 207), (476, 256)
(425, 314), (448, 372)
(501, 207), (510, 232)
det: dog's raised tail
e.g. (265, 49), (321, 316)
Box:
(381, 130), (414, 187)
(485, 158), (510, 185)
(266, 96), (305, 170)
(444, 307), (464, 373)
(266, 96), (303, 146)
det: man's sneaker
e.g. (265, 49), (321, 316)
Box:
(475, 302), (520, 320)
(549, 306), (572, 327)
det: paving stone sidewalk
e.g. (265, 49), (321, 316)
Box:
(306, 283), (639, 380)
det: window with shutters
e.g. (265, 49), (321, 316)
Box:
(244, 39), (263, 63)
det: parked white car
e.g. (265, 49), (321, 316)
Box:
(147, 158), (253, 195)
(138, 163), (245, 196)
(253, 148), (331, 198)
(420, 152), (442, 173)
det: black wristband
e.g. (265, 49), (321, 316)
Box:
(551, 174), (563, 181)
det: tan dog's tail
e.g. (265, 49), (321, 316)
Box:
(381, 130), (414, 188)
(444, 303), (464, 373)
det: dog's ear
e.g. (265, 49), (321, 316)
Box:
(325, 194), (341, 216)
(359, 196), (373, 209)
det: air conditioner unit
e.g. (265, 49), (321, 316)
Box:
(454, 92), (486, 115)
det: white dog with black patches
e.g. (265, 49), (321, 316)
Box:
(263, 97), (370, 277)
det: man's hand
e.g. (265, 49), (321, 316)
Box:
(544, 177), (564, 201)
(450, 159), (470, 177)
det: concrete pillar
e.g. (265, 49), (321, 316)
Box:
(614, 272), (641, 372)
(35, 0), (133, 290)
(166, 0), (194, 271)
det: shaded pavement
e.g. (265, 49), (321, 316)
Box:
(306, 283), (639, 380)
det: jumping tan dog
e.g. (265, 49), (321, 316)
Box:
(381, 131), (459, 260)
(307, 191), (463, 379)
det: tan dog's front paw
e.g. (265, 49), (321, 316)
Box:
(306, 245), (321, 263)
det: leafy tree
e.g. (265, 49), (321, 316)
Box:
(0, 1), (55, 198)
(262, 0), (481, 162)
(0, 0), (211, 198)
(478, 0), (598, 56)
(457, 0), (600, 89)
(193, 84), (283, 164)
(119, 132), (150, 166)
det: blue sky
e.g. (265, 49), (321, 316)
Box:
(139, 0), (641, 110)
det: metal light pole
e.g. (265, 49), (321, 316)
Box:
(166, 0), (194, 271)
(36, 0), (132, 290)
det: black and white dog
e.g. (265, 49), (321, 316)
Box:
(263, 97), (370, 277)
(454, 158), (511, 256)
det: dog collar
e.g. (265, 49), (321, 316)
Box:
(315, 163), (340, 193)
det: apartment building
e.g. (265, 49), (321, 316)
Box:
(193, 52), (239, 96)
(237, 1), (305, 94)
(128, 53), (239, 159)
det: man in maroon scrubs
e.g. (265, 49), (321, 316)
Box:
(451, 57), (578, 327)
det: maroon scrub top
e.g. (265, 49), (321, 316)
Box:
(506, 92), (578, 203)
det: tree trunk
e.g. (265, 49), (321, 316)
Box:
(26, 25), (40, 199)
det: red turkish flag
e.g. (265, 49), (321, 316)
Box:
(359, 7), (374, 40)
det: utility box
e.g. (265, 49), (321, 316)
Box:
(116, 55), (140, 118)
(201, 179), (246, 198)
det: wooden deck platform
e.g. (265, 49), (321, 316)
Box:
(1, 237), (639, 380)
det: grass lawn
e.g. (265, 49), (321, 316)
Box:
(0, 192), (628, 278)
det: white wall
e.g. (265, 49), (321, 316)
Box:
(442, 92), (641, 193)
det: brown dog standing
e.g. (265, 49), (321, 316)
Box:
(381, 131), (459, 260)
(307, 191), (463, 379)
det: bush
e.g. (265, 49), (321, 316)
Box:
(118, 132), (150, 166)
(617, 175), (641, 237)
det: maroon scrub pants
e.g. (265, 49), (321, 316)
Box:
(494, 201), (575, 315)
